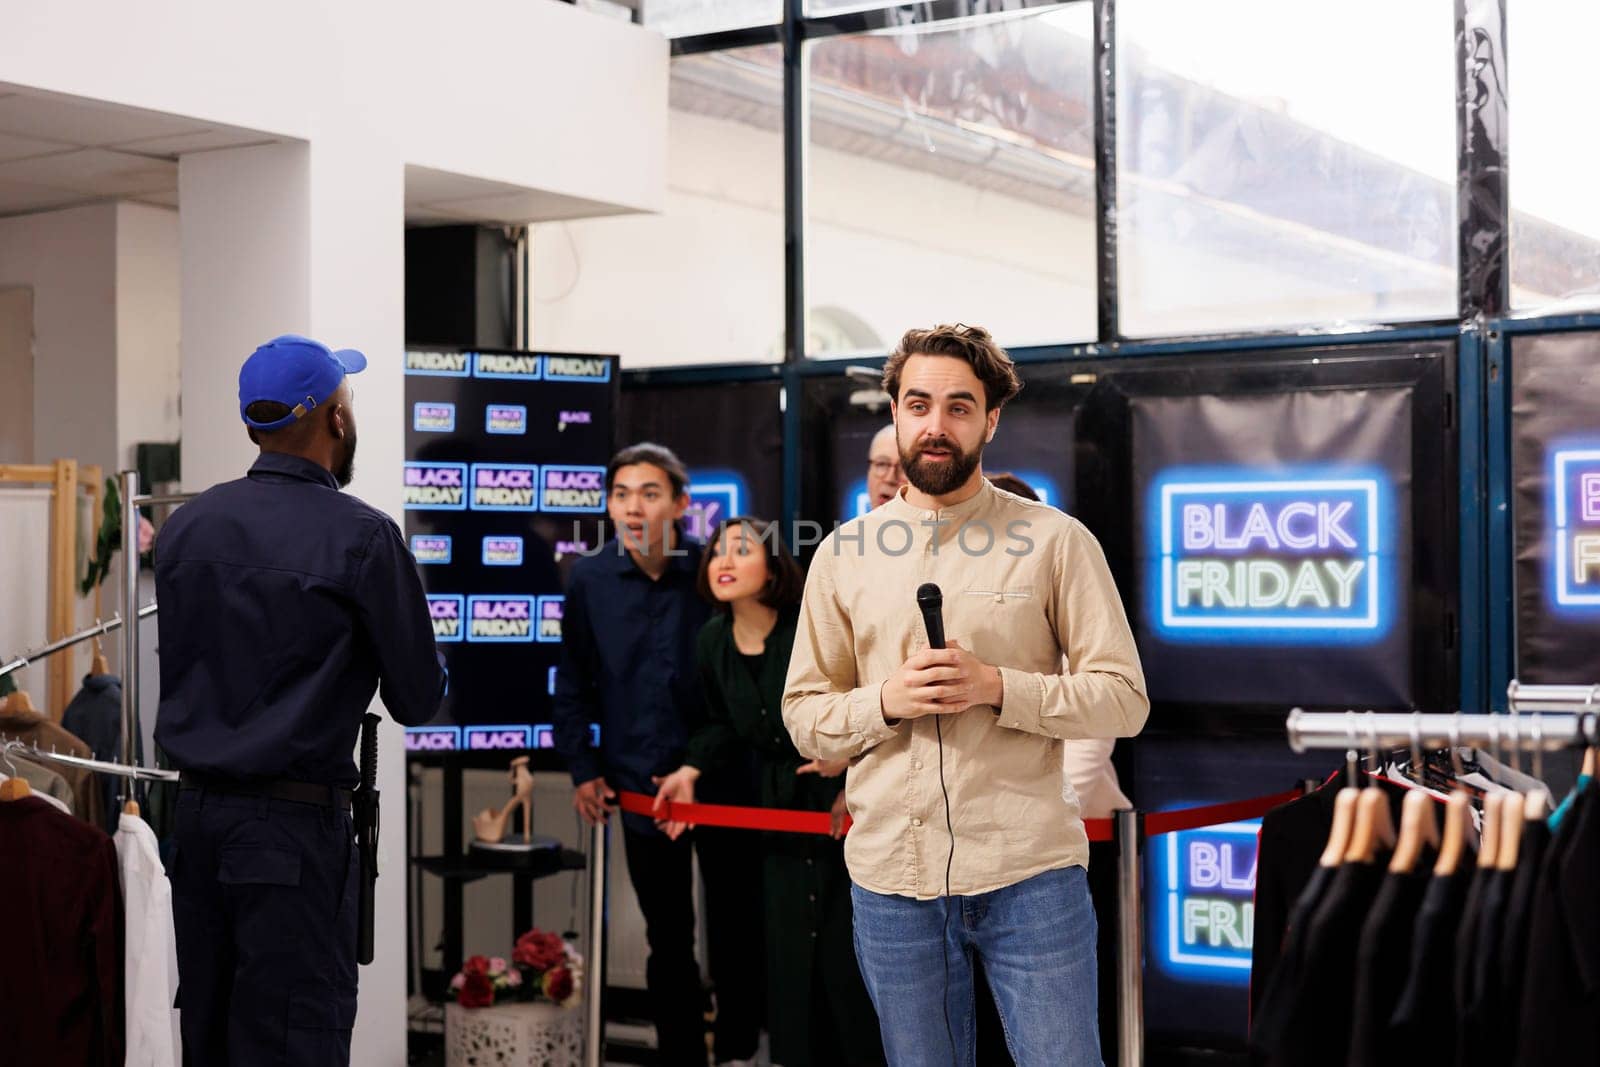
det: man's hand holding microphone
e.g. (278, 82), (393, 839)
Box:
(880, 583), (1003, 724)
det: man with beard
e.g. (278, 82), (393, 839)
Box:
(783, 324), (1148, 1066)
(154, 334), (447, 1066)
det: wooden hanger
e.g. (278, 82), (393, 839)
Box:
(1345, 784), (1397, 864)
(1345, 716), (1397, 864)
(1477, 792), (1504, 870)
(1496, 788), (1526, 871)
(1434, 790), (1474, 875)
(1391, 714), (1441, 874)
(1434, 716), (1476, 877)
(1523, 713), (1551, 823)
(123, 798), (140, 816)
(91, 629), (110, 677)
(0, 689), (41, 722)
(1320, 731), (1364, 867)
(1321, 787), (1361, 866)
(0, 744), (30, 801)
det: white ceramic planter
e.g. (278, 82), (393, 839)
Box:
(445, 998), (584, 1067)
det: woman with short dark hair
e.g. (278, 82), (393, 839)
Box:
(654, 517), (884, 1067)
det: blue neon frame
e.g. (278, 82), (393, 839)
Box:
(464, 594), (537, 644)
(1143, 464), (1396, 644)
(538, 464), (607, 514)
(468, 462), (540, 513)
(410, 534), (453, 565)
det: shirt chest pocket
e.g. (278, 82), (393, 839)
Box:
(963, 585), (1034, 604)
(948, 585), (1039, 643)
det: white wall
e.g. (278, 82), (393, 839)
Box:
(178, 143), (313, 485)
(116, 202), (181, 469)
(0, 201), (182, 473)
(0, 0), (667, 218)
(0, 203), (118, 469)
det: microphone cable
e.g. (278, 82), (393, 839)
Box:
(936, 714), (957, 1066)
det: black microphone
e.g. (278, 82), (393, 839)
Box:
(917, 582), (946, 650)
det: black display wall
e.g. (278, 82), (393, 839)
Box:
(403, 346), (617, 738)
(619, 377), (785, 541)
(1511, 331), (1600, 683)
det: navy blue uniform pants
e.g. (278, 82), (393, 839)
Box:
(171, 788), (359, 1066)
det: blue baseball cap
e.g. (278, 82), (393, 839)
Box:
(238, 334), (368, 431)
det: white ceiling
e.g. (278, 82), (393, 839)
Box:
(403, 165), (638, 227)
(0, 84), (627, 227)
(0, 85), (278, 218)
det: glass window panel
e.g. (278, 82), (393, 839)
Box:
(1509, 9), (1600, 309)
(530, 47), (784, 367)
(804, 0), (889, 16)
(1117, 0), (1457, 337)
(643, 0), (779, 38)
(805, 4), (1097, 358)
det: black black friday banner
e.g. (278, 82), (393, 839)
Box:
(402, 346), (617, 748)
(1511, 332), (1600, 684)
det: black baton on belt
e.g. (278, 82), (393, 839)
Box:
(354, 712), (381, 965)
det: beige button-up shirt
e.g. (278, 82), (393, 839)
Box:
(782, 479), (1149, 899)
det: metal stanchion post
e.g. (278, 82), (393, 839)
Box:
(119, 470), (140, 803)
(584, 818), (609, 1067)
(1114, 808), (1143, 1067)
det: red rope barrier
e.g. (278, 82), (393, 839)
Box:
(1143, 788), (1305, 836)
(618, 791), (851, 836)
(617, 786), (1303, 841)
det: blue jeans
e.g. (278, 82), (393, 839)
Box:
(851, 865), (1101, 1067)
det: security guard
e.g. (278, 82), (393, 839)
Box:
(154, 334), (446, 1066)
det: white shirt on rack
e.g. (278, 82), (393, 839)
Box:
(115, 812), (181, 1066)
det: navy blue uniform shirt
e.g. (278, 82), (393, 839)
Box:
(551, 532), (711, 833)
(154, 452), (446, 787)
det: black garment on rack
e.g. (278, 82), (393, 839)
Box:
(1458, 865), (1513, 1066)
(61, 672), (124, 832)
(1269, 858), (1387, 1067)
(1250, 774), (1409, 1017)
(1387, 863), (1474, 1061)
(1493, 817), (1551, 1062)
(1388, 870), (1472, 1062)
(1346, 857), (1433, 1067)
(1515, 787), (1599, 1066)
(1451, 861), (1489, 1037)
(1249, 864), (1335, 1062)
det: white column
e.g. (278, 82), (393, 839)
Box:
(178, 141), (312, 492)
(179, 136), (410, 1064)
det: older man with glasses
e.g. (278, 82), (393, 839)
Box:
(866, 424), (907, 510)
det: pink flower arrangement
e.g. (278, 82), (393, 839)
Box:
(449, 928), (584, 1009)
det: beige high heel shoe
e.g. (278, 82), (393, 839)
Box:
(473, 756), (534, 844)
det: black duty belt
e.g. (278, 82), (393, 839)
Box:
(179, 773), (353, 811)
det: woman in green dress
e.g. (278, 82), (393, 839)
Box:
(653, 517), (885, 1067)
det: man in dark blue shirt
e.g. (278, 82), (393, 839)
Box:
(154, 334), (446, 1067)
(552, 443), (762, 1066)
